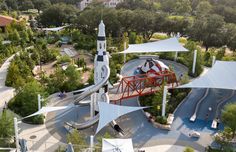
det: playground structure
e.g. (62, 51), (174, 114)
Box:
(110, 69), (178, 104)
(64, 21), (179, 132)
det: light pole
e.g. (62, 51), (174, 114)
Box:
(192, 50), (197, 75)
(123, 41), (126, 64)
(14, 117), (20, 151)
(162, 86), (168, 117)
(212, 56), (216, 67)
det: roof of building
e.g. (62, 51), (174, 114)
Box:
(0, 15), (16, 27)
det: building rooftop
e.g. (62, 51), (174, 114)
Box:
(0, 15), (17, 27)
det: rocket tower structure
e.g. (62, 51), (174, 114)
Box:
(93, 20), (109, 112)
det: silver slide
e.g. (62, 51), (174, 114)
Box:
(211, 90), (235, 129)
(65, 65), (110, 129)
(74, 65), (110, 105)
(190, 88), (210, 122)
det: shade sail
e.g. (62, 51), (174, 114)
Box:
(23, 106), (70, 119)
(119, 37), (188, 54)
(96, 102), (146, 134)
(178, 61), (236, 90)
(41, 25), (69, 32)
(102, 138), (134, 152)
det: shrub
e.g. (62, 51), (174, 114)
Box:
(8, 81), (47, 124)
(156, 116), (167, 124)
(184, 147), (194, 152)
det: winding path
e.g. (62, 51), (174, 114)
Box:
(0, 54), (15, 112)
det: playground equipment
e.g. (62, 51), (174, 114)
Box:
(211, 90), (235, 129)
(110, 68), (178, 104)
(190, 88), (209, 122)
(65, 20), (178, 131)
(140, 58), (169, 74)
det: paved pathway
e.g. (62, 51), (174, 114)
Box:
(0, 54), (15, 112)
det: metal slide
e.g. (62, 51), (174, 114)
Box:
(211, 90), (235, 129)
(190, 88), (210, 122)
(65, 65), (109, 129)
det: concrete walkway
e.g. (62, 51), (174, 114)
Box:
(0, 54), (15, 112)
(140, 144), (200, 152)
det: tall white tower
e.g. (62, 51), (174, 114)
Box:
(93, 20), (109, 113)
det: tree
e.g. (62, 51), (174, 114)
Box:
(214, 127), (234, 151)
(8, 81), (47, 124)
(18, 0), (34, 11)
(174, 0), (192, 15)
(0, 111), (14, 146)
(222, 23), (236, 50)
(8, 29), (20, 44)
(5, 0), (18, 10)
(160, 0), (176, 13)
(132, 9), (156, 40)
(63, 65), (82, 91)
(188, 14), (225, 51)
(196, 1), (212, 17)
(38, 3), (78, 26)
(222, 103), (236, 138)
(66, 130), (87, 152)
(32, 0), (51, 13)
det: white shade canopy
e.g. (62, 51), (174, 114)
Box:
(96, 102), (146, 134)
(41, 25), (69, 32)
(102, 138), (134, 152)
(119, 37), (188, 54)
(23, 106), (70, 119)
(178, 61), (236, 90)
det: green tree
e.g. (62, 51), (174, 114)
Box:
(8, 81), (47, 124)
(67, 130), (87, 152)
(32, 0), (51, 13)
(64, 65), (82, 91)
(174, 0), (192, 15)
(214, 127), (234, 151)
(196, 1), (212, 17)
(188, 14), (225, 51)
(0, 111), (14, 146)
(18, 0), (34, 11)
(222, 103), (236, 138)
(9, 29), (20, 44)
(39, 3), (78, 26)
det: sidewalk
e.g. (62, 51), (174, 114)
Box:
(140, 145), (200, 152)
(0, 54), (15, 112)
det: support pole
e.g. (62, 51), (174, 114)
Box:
(162, 86), (168, 117)
(38, 94), (41, 111)
(14, 117), (19, 151)
(192, 50), (197, 74)
(90, 135), (94, 152)
(123, 41), (126, 64)
(90, 94), (95, 118)
(212, 56), (216, 67)
(174, 51), (178, 61)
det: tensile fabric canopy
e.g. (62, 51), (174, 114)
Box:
(178, 61), (236, 90)
(119, 37), (188, 54)
(102, 138), (134, 152)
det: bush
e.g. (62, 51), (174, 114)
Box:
(156, 116), (167, 124)
(57, 55), (71, 64)
(8, 81), (47, 124)
(184, 147), (195, 152)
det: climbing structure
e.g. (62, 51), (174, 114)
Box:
(110, 70), (178, 104)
